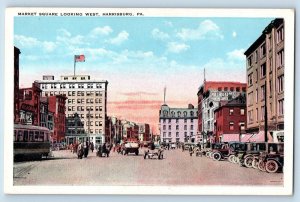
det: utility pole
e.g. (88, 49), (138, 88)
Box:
(264, 80), (268, 142)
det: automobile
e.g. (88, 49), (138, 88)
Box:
(122, 141), (139, 155)
(51, 143), (67, 151)
(257, 143), (284, 173)
(171, 143), (176, 149)
(144, 142), (164, 160)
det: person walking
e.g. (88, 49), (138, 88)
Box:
(189, 145), (193, 156)
(90, 142), (94, 153)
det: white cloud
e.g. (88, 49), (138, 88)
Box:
(43, 41), (56, 52)
(164, 21), (173, 27)
(151, 28), (169, 40)
(14, 35), (39, 47)
(176, 19), (224, 41)
(90, 26), (113, 37)
(227, 49), (245, 61)
(107, 31), (129, 45)
(232, 31), (237, 38)
(167, 42), (190, 53)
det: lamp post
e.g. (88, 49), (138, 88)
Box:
(264, 80), (268, 142)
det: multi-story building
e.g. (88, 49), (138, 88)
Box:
(35, 75), (108, 144)
(214, 95), (247, 142)
(244, 18), (284, 142)
(19, 83), (42, 126)
(197, 81), (246, 143)
(48, 95), (67, 143)
(137, 123), (150, 142)
(14, 47), (21, 123)
(159, 104), (198, 143)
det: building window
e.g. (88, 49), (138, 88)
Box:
(176, 119), (179, 123)
(278, 99), (284, 115)
(260, 43), (266, 58)
(277, 49), (284, 68)
(229, 122), (234, 130)
(278, 75), (284, 92)
(277, 26), (284, 43)
(260, 63), (266, 78)
(184, 132), (187, 137)
(255, 89), (258, 103)
(248, 92), (253, 106)
(248, 110), (253, 123)
(176, 125), (179, 130)
(168, 132), (171, 137)
(163, 125), (166, 130)
(184, 125), (187, 130)
(191, 119), (193, 123)
(247, 55), (253, 67)
(224, 87), (228, 91)
(261, 106), (265, 121)
(255, 50), (258, 63)
(229, 109), (234, 115)
(240, 122), (245, 130)
(218, 87), (222, 91)
(176, 132), (179, 137)
(240, 109), (245, 115)
(261, 85), (265, 101)
(190, 125), (193, 130)
(177, 111), (181, 117)
(236, 87), (240, 92)
(168, 119), (171, 123)
(168, 125), (171, 130)
(163, 132), (166, 137)
(256, 108), (258, 122)
(163, 119), (166, 123)
(184, 119), (187, 123)
(190, 132), (193, 137)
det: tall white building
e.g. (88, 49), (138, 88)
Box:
(35, 75), (108, 144)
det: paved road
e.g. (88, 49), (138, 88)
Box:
(13, 148), (283, 186)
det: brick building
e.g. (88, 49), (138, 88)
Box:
(197, 81), (246, 143)
(14, 47), (21, 123)
(137, 123), (151, 142)
(48, 95), (67, 143)
(244, 18), (284, 142)
(19, 83), (42, 126)
(214, 95), (247, 142)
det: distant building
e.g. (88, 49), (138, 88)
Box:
(35, 75), (108, 144)
(137, 123), (150, 142)
(244, 18), (284, 142)
(48, 95), (67, 143)
(214, 95), (247, 142)
(159, 104), (198, 143)
(197, 81), (246, 143)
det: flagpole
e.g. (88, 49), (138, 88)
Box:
(74, 55), (76, 76)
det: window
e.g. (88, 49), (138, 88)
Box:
(163, 119), (166, 123)
(277, 26), (284, 43)
(177, 111), (181, 117)
(240, 109), (245, 115)
(184, 132), (187, 137)
(176, 132), (179, 137)
(163, 132), (166, 137)
(278, 75), (284, 92)
(224, 87), (228, 91)
(163, 125), (166, 130)
(269, 57), (273, 72)
(168, 125), (171, 130)
(248, 73), (253, 86)
(261, 85), (265, 100)
(236, 87), (240, 92)
(260, 43), (266, 58)
(261, 106), (265, 121)
(229, 109), (234, 115)
(176, 125), (179, 130)
(168, 119), (171, 123)
(260, 63), (266, 78)
(190, 132), (193, 137)
(248, 110), (253, 123)
(190, 125), (193, 130)
(247, 55), (253, 67)
(240, 122), (245, 130)
(184, 119), (187, 123)
(191, 119), (193, 123)
(256, 108), (258, 122)
(277, 49), (284, 67)
(168, 132), (171, 137)
(184, 125), (187, 130)
(255, 89), (258, 103)
(255, 50), (258, 63)
(248, 92), (253, 106)
(278, 99), (284, 115)
(218, 87), (222, 91)
(229, 122), (234, 130)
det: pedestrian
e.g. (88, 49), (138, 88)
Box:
(83, 141), (89, 158)
(189, 145), (193, 156)
(77, 141), (84, 159)
(90, 142), (94, 153)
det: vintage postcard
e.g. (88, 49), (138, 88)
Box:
(4, 8), (294, 195)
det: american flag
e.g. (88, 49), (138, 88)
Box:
(75, 55), (85, 62)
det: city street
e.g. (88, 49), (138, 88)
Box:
(13, 148), (283, 186)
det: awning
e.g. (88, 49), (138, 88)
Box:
(242, 131), (273, 142)
(222, 134), (239, 142)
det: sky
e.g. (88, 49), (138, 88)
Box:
(14, 16), (273, 134)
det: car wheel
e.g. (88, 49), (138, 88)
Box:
(206, 152), (210, 158)
(228, 155), (235, 163)
(213, 153), (222, 161)
(244, 156), (254, 168)
(252, 157), (259, 169)
(266, 160), (279, 173)
(258, 160), (266, 172)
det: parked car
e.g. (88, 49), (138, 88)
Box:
(257, 143), (284, 173)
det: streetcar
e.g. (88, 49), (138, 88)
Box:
(14, 124), (51, 160)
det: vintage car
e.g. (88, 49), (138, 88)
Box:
(205, 143), (223, 158)
(144, 142), (164, 160)
(257, 143), (284, 173)
(122, 141), (139, 155)
(226, 142), (247, 163)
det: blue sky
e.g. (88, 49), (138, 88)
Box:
(14, 16), (273, 130)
